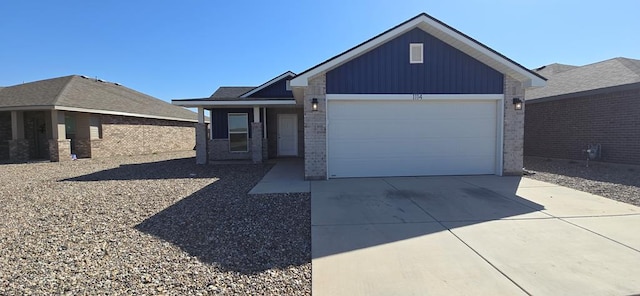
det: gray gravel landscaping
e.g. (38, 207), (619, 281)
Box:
(524, 157), (640, 207)
(0, 151), (311, 295)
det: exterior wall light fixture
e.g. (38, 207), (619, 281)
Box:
(312, 98), (319, 111)
(513, 98), (523, 110)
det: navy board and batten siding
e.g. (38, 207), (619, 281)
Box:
(247, 77), (295, 98)
(326, 28), (504, 94)
(210, 108), (256, 139)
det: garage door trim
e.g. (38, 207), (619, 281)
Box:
(325, 94), (504, 178)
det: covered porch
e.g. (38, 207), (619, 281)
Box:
(180, 99), (302, 165)
(0, 109), (100, 162)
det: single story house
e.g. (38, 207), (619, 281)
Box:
(0, 75), (199, 162)
(525, 57), (640, 165)
(173, 13), (546, 179)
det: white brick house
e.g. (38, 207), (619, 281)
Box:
(173, 13), (545, 179)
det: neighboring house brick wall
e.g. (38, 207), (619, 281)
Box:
(525, 87), (640, 165)
(503, 75), (525, 175)
(304, 74), (327, 180)
(91, 114), (195, 158)
(0, 112), (11, 160)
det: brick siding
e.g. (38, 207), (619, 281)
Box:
(525, 87), (640, 165)
(90, 114), (195, 158)
(503, 75), (525, 175)
(303, 74), (327, 180)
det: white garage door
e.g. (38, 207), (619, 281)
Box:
(328, 99), (498, 178)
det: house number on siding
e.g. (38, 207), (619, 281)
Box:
(413, 94), (423, 100)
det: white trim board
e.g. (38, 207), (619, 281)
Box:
(53, 106), (202, 123)
(326, 94), (503, 101)
(240, 71), (296, 98)
(290, 14), (545, 88)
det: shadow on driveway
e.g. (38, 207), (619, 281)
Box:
(312, 176), (546, 259)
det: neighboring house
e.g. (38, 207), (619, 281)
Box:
(173, 13), (546, 179)
(0, 75), (198, 162)
(525, 57), (640, 165)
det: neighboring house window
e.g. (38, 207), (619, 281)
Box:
(410, 43), (424, 64)
(228, 113), (248, 152)
(90, 115), (102, 139)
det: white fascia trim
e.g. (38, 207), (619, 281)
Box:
(290, 18), (422, 87)
(326, 94), (503, 101)
(418, 18), (546, 88)
(241, 71), (296, 98)
(290, 14), (545, 88)
(172, 100), (297, 107)
(53, 106), (201, 123)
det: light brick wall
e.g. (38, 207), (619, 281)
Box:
(209, 139), (252, 160)
(49, 139), (71, 162)
(303, 74), (327, 180)
(90, 114), (195, 158)
(195, 123), (208, 164)
(251, 122), (263, 163)
(503, 75), (525, 175)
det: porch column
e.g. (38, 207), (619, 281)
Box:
(8, 111), (29, 162)
(251, 106), (263, 163)
(195, 107), (208, 165)
(48, 110), (71, 162)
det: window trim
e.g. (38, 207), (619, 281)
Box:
(228, 113), (249, 153)
(410, 43), (424, 64)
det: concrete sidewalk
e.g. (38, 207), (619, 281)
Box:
(248, 158), (309, 194)
(312, 176), (640, 296)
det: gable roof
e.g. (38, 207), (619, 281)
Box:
(290, 13), (546, 89)
(0, 75), (198, 122)
(240, 71), (295, 98)
(526, 57), (640, 100)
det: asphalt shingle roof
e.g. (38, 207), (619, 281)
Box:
(0, 75), (198, 121)
(527, 57), (640, 100)
(209, 86), (256, 100)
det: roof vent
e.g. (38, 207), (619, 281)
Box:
(97, 79), (105, 83)
(80, 75), (89, 79)
(114, 82), (121, 86)
(410, 43), (423, 64)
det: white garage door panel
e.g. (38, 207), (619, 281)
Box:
(329, 137), (496, 159)
(328, 99), (498, 178)
(330, 118), (496, 139)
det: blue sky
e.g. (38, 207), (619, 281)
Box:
(1, 1), (638, 103)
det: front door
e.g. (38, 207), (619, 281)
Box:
(277, 114), (298, 156)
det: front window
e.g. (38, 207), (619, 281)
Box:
(228, 113), (248, 152)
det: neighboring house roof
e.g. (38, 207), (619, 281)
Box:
(290, 12), (546, 89)
(0, 75), (199, 122)
(533, 63), (578, 78)
(527, 57), (640, 100)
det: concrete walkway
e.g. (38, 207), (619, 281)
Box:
(248, 158), (309, 194)
(312, 176), (640, 296)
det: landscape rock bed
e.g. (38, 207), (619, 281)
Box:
(524, 157), (640, 207)
(0, 151), (311, 295)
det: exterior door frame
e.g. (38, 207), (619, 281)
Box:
(277, 113), (298, 156)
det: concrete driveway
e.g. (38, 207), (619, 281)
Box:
(312, 176), (640, 296)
